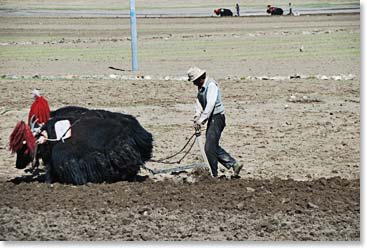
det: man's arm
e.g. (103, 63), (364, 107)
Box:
(194, 99), (203, 121)
(198, 82), (218, 124)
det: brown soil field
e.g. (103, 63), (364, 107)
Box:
(0, 13), (360, 241)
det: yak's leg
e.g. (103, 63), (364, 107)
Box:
(53, 154), (88, 185)
(44, 163), (56, 184)
(31, 159), (40, 175)
(49, 148), (87, 185)
(53, 148), (110, 184)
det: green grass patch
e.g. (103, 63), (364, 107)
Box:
(0, 31), (359, 62)
(0, 46), (131, 60)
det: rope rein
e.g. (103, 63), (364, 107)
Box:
(149, 127), (205, 165)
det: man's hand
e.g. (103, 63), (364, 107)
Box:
(200, 118), (207, 125)
(192, 113), (207, 133)
(193, 123), (201, 132)
(196, 116), (208, 126)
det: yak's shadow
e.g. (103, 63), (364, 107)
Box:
(130, 175), (149, 182)
(9, 168), (150, 184)
(9, 168), (46, 184)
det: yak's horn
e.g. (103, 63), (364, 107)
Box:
(29, 115), (39, 134)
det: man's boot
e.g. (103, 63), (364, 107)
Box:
(232, 163), (243, 177)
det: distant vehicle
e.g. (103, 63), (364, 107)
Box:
(266, 5), (284, 15)
(214, 8), (233, 17)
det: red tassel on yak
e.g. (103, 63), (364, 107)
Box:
(28, 95), (50, 125)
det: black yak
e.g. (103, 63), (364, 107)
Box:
(9, 107), (153, 185)
(214, 8), (233, 17)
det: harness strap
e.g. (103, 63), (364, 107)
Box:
(40, 112), (86, 143)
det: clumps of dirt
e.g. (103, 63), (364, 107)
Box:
(189, 167), (212, 181)
(0, 176), (360, 241)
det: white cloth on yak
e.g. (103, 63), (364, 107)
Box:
(55, 120), (72, 141)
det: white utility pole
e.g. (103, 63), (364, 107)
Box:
(129, 0), (138, 71)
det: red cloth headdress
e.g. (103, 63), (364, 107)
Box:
(9, 121), (36, 155)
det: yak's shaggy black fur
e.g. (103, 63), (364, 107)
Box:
(35, 107), (153, 185)
(50, 106), (89, 118)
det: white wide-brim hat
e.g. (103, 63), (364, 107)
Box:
(187, 67), (206, 82)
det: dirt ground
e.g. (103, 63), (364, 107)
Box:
(0, 13), (360, 241)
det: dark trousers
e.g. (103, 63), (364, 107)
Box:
(205, 114), (237, 177)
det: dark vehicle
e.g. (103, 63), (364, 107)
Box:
(214, 8), (233, 17)
(267, 5), (284, 15)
